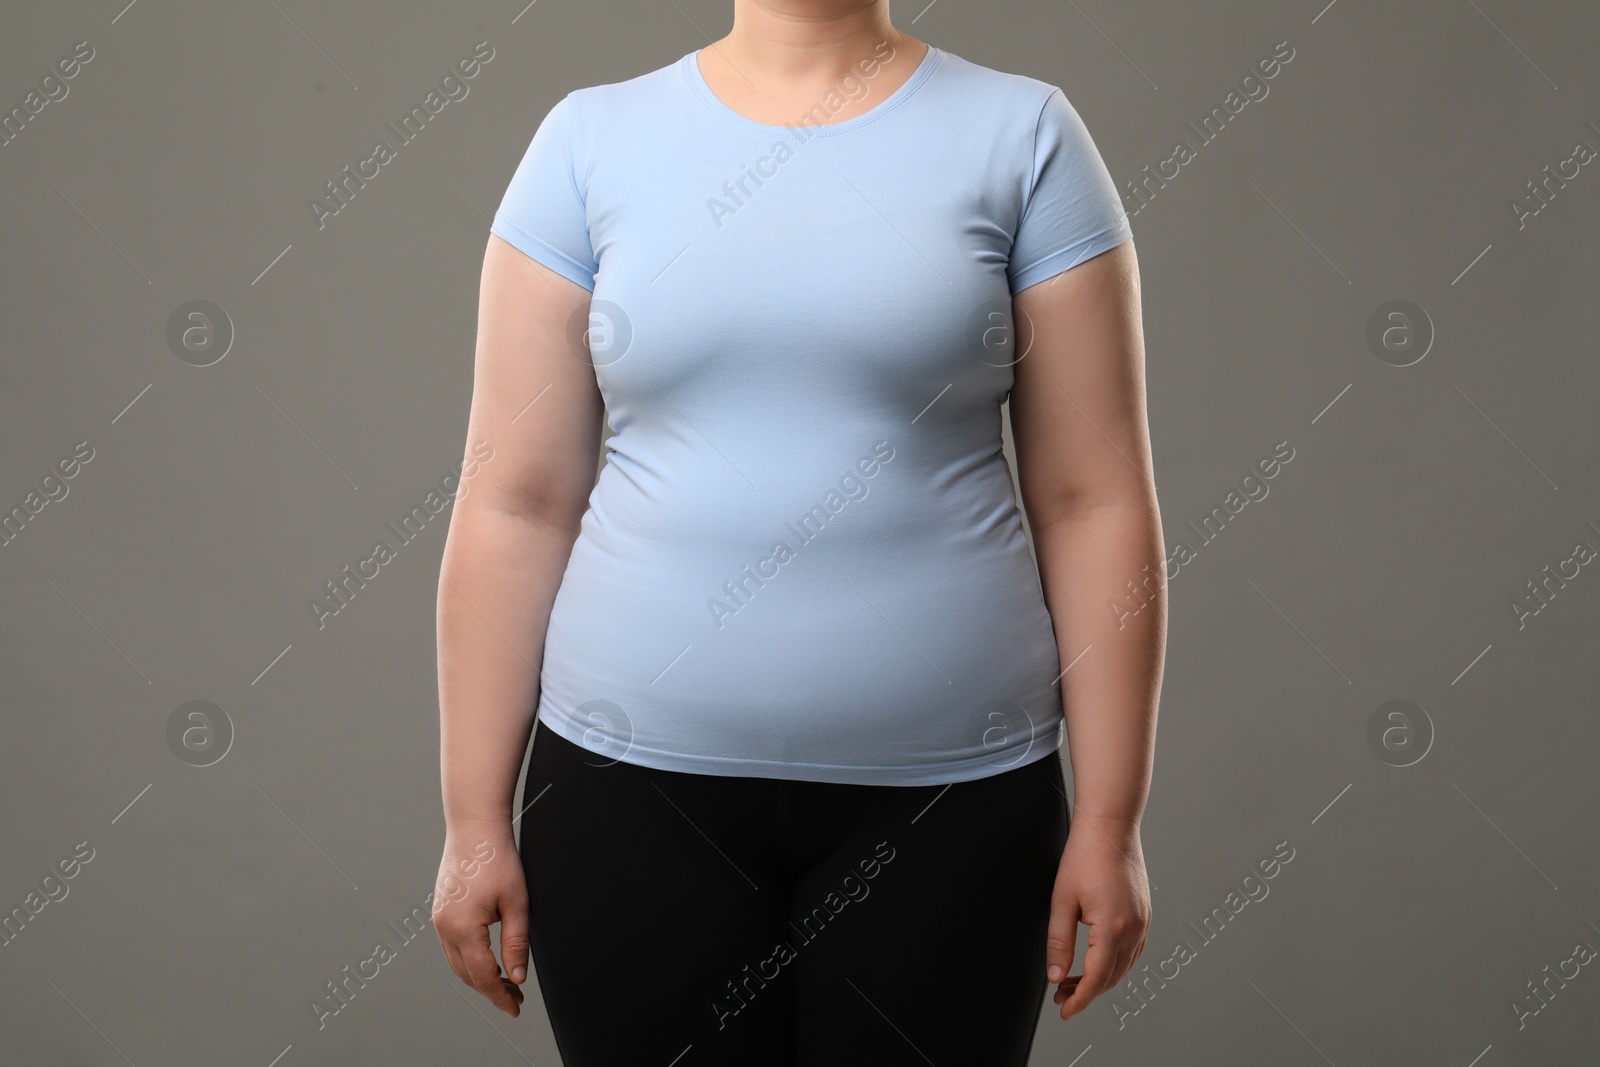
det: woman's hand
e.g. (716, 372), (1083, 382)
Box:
(432, 820), (529, 1017)
(1046, 814), (1152, 1021)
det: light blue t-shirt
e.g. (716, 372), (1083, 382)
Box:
(490, 42), (1132, 786)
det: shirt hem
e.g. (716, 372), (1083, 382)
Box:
(536, 703), (1064, 787)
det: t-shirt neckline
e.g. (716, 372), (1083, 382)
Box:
(680, 42), (943, 138)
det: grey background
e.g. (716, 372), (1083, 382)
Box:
(3, 0), (1598, 1064)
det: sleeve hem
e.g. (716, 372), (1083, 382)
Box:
(490, 213), (597, 292)
(1008, 214), (1132, 295)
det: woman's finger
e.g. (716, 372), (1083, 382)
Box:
(443, 911), (520, 1016)
(1057, 918), (1120, 1019)
(1043, 886), (1080, 986)
(499, 892), (531, 986)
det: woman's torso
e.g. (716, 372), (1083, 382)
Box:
(493, 44), (1131, 785)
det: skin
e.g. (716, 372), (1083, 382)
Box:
(435, 0), (1161, 1028)
(433, 238), (597, 1017)
(1013, 240), (1161, 1020)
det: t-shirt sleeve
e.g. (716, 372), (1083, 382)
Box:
(1007, 87), (1132, 294)
(490, 92), (598, 292)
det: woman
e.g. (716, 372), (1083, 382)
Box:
(434, 3), (1162, 1063)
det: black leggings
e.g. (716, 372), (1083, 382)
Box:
(517, 722), (1072, 1066)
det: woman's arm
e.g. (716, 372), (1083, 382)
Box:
(433, 235), (603, 1016)
(1009, 238), (1162, 1021)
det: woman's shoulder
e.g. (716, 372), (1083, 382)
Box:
(926, 46), (1071, 115)
(560, 54), (688, 121)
